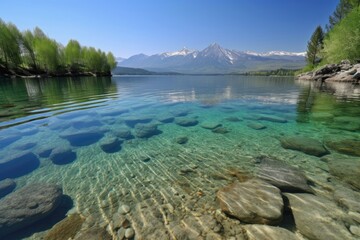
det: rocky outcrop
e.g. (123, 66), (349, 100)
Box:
(0, 184), (63, 237)
(297, 60), (360, 83)
(217, 179), (283, 225)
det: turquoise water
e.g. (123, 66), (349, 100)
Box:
(0, 76), (359, 239)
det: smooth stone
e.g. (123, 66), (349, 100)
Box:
(125, 227), (135, 239)
(0, 184), (63, 237)
(119, 205), (131, 214)
(158, 115), (174, 123)
(334, 187), (360, 212)
(0, 135), (21, 149)
(200, 121), (222, 130)
(243, 225), (300, 240)
(175, 117), (198, 127)
(175, 136), (188, 144)
(113, 128), (134, 140)
(0, 152), (40, 180)
(216, 179), (283, 225)
(224, 116), (242, 122)
(256, 156), (312, 193)
(350, 225), (360, 237)
(117, 227), (126, 239)
(134, 123), (161, 138)
(74, 227), (112, 240)
(257, 114), (287, 123)
(124, 116), (152, 128)
(285, 193), (353, 240)
(60, 129), (104, 147)
(326, 139), (360, 157)
(212, 127), (229, 134)
(100, 137), (122, 153)
(323, 155), (360, 189)
(171, 110), (189, 117)
(247, 122), (266, 130)
(44, 213), (85, 240)
(112, 213), (130, 230)
(280, 136), (329, 157)
(14, 142), (36, 150)
(0, 179), (16, 199)
(50, 146), (77, 165)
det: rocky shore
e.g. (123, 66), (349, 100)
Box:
(296, 60), (360, 83)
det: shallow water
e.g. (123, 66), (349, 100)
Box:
(0, 76), (359, 239)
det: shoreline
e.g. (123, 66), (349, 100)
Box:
(296, 60), (360, 83)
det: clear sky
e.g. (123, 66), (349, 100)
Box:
(1, 0), (338, 58)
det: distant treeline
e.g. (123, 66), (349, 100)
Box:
(0, 19), (116, 78)
(240, 69), (298, 76)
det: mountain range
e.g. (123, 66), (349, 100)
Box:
(119, 43), (306, 74)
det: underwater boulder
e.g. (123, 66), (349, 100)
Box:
(0, 152), (40, 180)
(60, 129), (104, 147)
(175, 118), (198, 127)
(124, 116), (153, 128)
(247, 122), (267, 130)
(0, 179), (16, 199)
(134, 123), (161, 138)
(280, 136), (329, 157)
(100, 137), (122, 153)
(50, 146), (77, 165)
(325, 139), (360, 157)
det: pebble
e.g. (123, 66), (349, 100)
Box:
(119, 205), (131, 214)
(350, 225), (360, 237)
(125, 227), (135, 239)
(117, 227), (126, 239)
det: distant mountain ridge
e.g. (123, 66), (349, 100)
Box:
(119, 43), (306, 74)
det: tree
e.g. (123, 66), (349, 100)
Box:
(322, 8), (360, 63)
(0, 20), (22, 69)
(106, 52), (117, 70)
(327, 0), (353, 31)
(306, 26), (324, 66)
(64, 40), (81, 71)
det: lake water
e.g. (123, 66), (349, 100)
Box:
(0, 76), (359, 239)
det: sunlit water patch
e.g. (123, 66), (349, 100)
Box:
(0, 76), (359, 239)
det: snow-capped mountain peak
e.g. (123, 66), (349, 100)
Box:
(244, 50), (306, 57)
(161, 47), (196, 57)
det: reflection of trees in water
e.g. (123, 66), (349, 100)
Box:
(0, 77), (117, 121)
(295, 80), (360, 123)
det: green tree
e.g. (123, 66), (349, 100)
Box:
(306, 26), (324, 66)
(323, 8), (360, 63)
(106, 52), (117, 70)
(0, 20), (22, 69)
(21, 30), (37, 70)
(33, 37), (61, 73)
(327, 0), (353, 31)
(64, 40), (81, 71)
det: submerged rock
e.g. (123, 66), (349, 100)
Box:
(0, 179), (16, 199)
(200, 121), (222, 130)
(324, 155), (360, 189)
(37, 146), (54, 158)
(113, 127), (134, 140)
(285, 193), (353, 240)
(212, 127), (229, 134)
(280, 136), (329, 157)
(158, 115), (174, 123)
(0, 135), (21, 149)
(100, 137), (122, 153)
(256, 156), (312, 193)
(14, 142), (37, 151)
(134, 123), (161, 138)
(243, 225), (300, 240)
(334, 187), (360, 213)
(224, 116), (242, 122)
(217, 179), (283, 225)
(247, 122), (267, 130)
(0, 152), (40, 180)
(326, 139), (360, 157)
(60, 129), (104, 147)
(44, 213), (85, 240)
(175, 117), (198, 127)
(50, 146), (77, 165)
(175, 136), (188, 144)
(171, 110), (189, 117)
(257, 114), (287, 123)
(124, 116), (153, 128)
(0, 184), (63, 237)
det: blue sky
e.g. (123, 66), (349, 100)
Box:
(1, 0), (338, 57)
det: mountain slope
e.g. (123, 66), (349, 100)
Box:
(120, 43), (306, 74)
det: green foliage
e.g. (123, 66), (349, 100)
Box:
(326, 0), (353, 31)
(322, 8), (360, 63)
(306, 26), (324, 66)
(0, 19), (117, 76)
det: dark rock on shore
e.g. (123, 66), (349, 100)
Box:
(50, 147), (77, 165)
(0, 179), (16, 199)
(134, 123), (161, 138)
(0, 152), (40, 180)
(280, 136), (329, 157)
(297, 60), (360, 83)
(217, 179), (283, 225)
(0, 184), (63, 237)
(256, 156), (312, 193)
